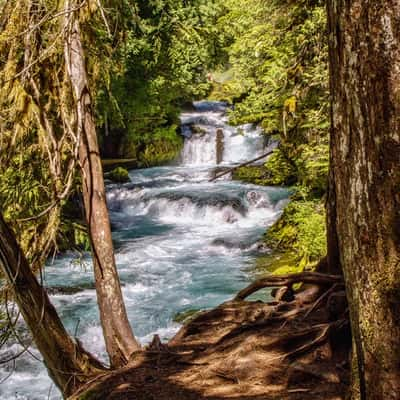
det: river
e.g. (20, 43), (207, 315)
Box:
(0, 101), (289, 399)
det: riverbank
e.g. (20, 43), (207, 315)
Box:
(231, 152), (327, 274)
(0, 101), (292, 399)
(70, 271), (350, 400)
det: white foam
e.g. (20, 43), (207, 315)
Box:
(0, 102), (289, 399)
(139, 325), (181, 344)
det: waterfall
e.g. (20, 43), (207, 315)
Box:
(0, 100), (288, 400)
(180, 101), (271, 166)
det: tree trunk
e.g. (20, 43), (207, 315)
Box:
(0, 215), (105, 397)
(64, 3), (140, 367)
(327, 1), (400, 399)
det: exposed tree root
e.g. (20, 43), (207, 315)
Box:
(70, 272), (351, 400)
(234, 272), (343, 300)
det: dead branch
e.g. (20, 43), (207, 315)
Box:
(209, 150), (274, 182)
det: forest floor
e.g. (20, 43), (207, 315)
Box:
(70, 274), (350, 400)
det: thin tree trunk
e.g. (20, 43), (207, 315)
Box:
(0, 215), (105, 397)
(327, 1), (400, 399)
(64, 3), (140, 367)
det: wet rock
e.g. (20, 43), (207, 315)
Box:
(106, 167), (131, 183)
(191, 125), (208, 136)
(246, 191), (270, 208)
(46, 284), (95, 295)
(211, 238), (238, 249)
(222, 209), (238, 223)
(254, 242), (271, 254)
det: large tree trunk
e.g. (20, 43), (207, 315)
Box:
(0, 215), (105, 397)
(327, 2), (400, 399)
(64, 3), (140, 367)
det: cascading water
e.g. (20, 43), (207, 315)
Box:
(180, 101), (276, 166)
(0, 101), (288, 399)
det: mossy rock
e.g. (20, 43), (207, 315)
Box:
(107, 167), (131, 183)
(191, 125), (208, 136)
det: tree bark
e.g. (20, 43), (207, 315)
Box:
(64, 3), (140, 367)
(327, 1), (400, 399)
(0, 215), (105, 397)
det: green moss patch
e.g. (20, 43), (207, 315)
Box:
(106, 167), (131, 183)
(173, 309), (203, 324)
(264, 200), (327, 269)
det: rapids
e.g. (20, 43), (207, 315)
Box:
(0, 101), (289, 399)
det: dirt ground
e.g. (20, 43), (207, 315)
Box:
(70, 276), (350, 400)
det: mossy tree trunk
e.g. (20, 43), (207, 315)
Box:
(327, 1), (400, 399)
(64, 1), (140, 367)
(0, 215), (105, 397)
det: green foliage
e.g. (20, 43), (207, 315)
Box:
(264, 149), (298, 186)
(0, 0), (224, 265)
(58, 221), (91, 253)
(107, 167), (131, 184)
(139, 126), (183, 167)
(217, 0), (330, 271)
(295, 144), (329, 197)
(233, 166), (273, 186)
(214, 0), (329, 194)
(265, 200), (327, 268)
(97, 0), (226, 160)
(217, 0), (329, 139)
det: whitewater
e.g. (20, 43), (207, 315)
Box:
(0, 101), (289, 399)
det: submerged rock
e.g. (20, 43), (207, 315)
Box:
(246, 191), (270, 208)
(46, 283), (95, 295)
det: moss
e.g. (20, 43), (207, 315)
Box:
(173, 309), (202, 324)
(58, 221), (91, 252)
(233, 166), (274, 185)
(264, 200), (327, 269)
(232, 148), (297, 186)
(295, 144), (329, 197)
(57, 196), (90, 252)
(191, 125), (208, 136)
(138, 126), (183, 167)
(255, 251), (300, 275)
(107, 167), (131, 183)
(101, 159), (137, 173)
